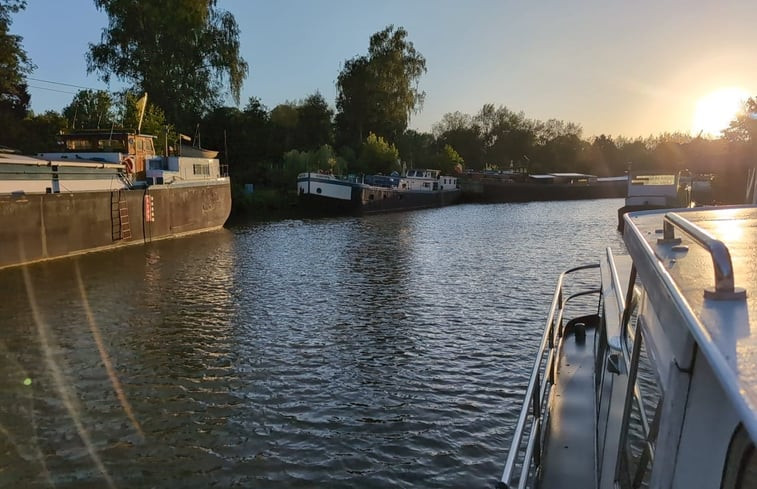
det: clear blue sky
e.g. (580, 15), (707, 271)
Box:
(12, 0), (757, 138)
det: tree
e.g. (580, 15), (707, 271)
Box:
(87, 0), (248, 130)
(14, 110), (67, 154)
(586, 135), (623, 176)
(436, 144), (464, 174)
(62, 89), (116, 129)
(0, 0), (33, 146)
(477, 106), (539, 170)
(295, 92), (333, 151)
(336, 25), (426, 149)
(199, 97), (272, 184)
(436, 126), (485, 170)
(723, 97), (757, 143)
(397, 129), (436, 169)
(355, 132), (400, 175)
(269, 102), (299, 155)
(536, 133), (583, 173)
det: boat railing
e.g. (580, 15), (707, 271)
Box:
(499, 263), (600, 489)
(659, 212), (746, 300)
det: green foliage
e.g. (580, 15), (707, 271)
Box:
(0, 0), (32, 130)
(9, 110), (67, 154)
(268, 95), (334, 155)
(435, 124), (485, 170)
(296, 92), (334, 150)
(196, 99), (271, 185)
(87, 0), (248, 129)
(62, 89), (115, 129)
(398, 129), (436, 168)
(436, 144), (464, 174)
(270, 103), (298, 129)
(336, 25), (426, 149)
(268, 145), (338, 188)
(230, 184), (293, 216)
(355, 132), (400, 175)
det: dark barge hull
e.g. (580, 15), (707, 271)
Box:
(0, 180), (231, 269)
(461, 179), (626, 203)
(299, 187), (462, 216)
(357, 187), (461, 214)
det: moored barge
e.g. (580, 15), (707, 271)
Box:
(296, 169), (461, 215)
(0, 130), (231, 269)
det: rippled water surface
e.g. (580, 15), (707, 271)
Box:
(0, 199), (625, 488)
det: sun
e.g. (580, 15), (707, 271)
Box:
(692, 87), (750, 138)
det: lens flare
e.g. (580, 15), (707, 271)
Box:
(692, 87), (751, 137)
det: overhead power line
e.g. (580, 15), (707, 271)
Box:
(27, 77), (106, 92)
(28, 85), (78, 95)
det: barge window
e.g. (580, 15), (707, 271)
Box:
(193, 164), (210, 176)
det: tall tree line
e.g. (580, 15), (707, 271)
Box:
(1, 1), (755, 203)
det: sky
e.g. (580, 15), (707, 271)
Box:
(11, 0), (757, 139)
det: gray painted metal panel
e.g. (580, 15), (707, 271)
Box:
(540, 329), (597, 489)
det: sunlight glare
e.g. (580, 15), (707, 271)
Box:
(692, 87), (750, 138)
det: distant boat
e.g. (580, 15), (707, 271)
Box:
(296, 169), (461, 215)
(459, 171), (627, 203)
(617, 172), (691, 231)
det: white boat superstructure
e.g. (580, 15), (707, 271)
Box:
(28, 130), (228, 191)
(617, 172), (691, 230)
(500, 205), (757, 489)
(624, 173), (683, 207)
(296, 172), (357, 201)
(146, 156), (226, 186)
(401, 169), (458, 192)
(0, 151), (128, 195)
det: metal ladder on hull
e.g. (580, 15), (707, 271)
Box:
(111, 190), (132, 241)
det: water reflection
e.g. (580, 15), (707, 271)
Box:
(0, 200), (625, 488)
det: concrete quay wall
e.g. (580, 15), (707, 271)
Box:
(0, 181), (231, 269)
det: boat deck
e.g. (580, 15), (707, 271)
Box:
(624, 206), (757, 441)
(541, 327), (597, 489)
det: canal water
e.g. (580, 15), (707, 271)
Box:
(0, 199), (626, 488)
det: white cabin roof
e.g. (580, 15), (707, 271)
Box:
(624, 205), (757, 439)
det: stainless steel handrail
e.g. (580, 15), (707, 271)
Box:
(499, 264), (599, 489)
(661, 212), (746, 300)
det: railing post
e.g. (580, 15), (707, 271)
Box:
(659, 212), (746, 300)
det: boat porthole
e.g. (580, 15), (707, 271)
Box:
(316, 188), (322, 194)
